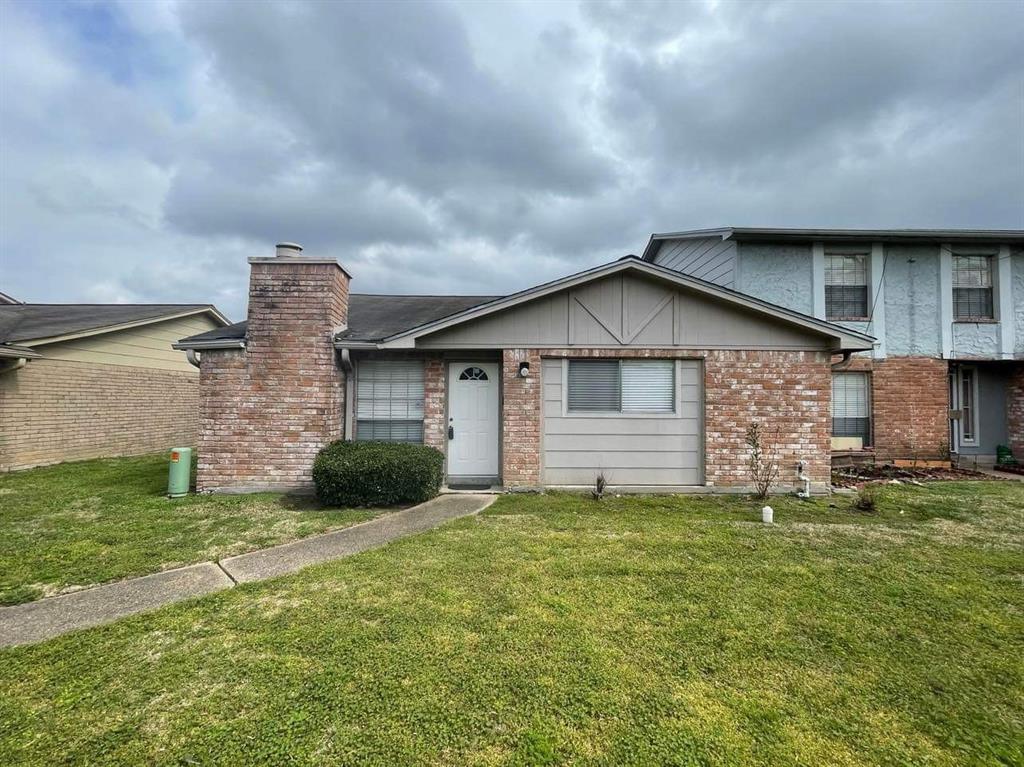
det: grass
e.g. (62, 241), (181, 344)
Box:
(2, 480), (1022, 765)
(0, 454), (378, 605)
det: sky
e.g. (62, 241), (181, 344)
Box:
(1, 0), (1022, 321)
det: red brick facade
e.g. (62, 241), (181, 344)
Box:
(197, 258), (349, 492)
(1009, 364), (1024, 458)
(423, 356), (447, 453)
(499, 348), (832, 492)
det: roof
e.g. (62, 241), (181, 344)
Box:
(641, 227), (1024, 260)
(0, 291), (21, 305)
(175, 294), (499, 348)
(371, 256), (875, 352)
(0, 303), (230, 347)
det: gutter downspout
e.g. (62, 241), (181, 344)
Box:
(831, 351), (853, 370)
(0, 358), (27, 374)
(185, 349), (201, 368)
(338, 347), (354, 375)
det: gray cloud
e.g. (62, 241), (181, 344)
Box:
(1, 0), (1021, 321)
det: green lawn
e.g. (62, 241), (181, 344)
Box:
(0, 455), (377, 605)
(2, 480), (1022, 765)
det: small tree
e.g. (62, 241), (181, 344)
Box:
(746, 422), (781, 500)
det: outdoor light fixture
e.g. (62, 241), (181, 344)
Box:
(518, 361), (530, 378)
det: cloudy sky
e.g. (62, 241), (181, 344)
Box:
(1, 0), (1022, 320)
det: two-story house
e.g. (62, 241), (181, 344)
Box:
(643, 228), (1024, 467)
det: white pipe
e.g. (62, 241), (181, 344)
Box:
(796, 459), (811, 498)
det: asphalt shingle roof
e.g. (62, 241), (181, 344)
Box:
(0, 304), (219, 345)
(178, 294), (501, 346)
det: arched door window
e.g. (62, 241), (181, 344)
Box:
(458, 366), (489, 381)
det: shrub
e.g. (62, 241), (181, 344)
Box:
(855, 485), (877, 512)
(745, 422), (781, 500)
(312, 441), (445, 507)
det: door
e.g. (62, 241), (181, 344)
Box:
(447, 362), (500, 479)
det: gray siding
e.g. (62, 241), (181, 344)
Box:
(882, 245), (941, 357)
(651, 237), (737, 288)
(420, 274), (827, 350)
(541, 358), (703, 486)
(957, 364), (1009, 457)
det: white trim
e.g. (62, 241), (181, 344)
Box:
(374, 258), (875, 351)
(812, 242), (826, 320)
(997, 244), (1014, 359)
(27, 307), (230, 348)
(939, 244), (954, 358)
(870, 242), (887, 359)
(171, 339), (245, 351)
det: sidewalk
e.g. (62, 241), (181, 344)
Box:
(0, 493), (495, 648)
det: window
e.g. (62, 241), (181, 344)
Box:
(953, 254), (994, 320)
(832, 372), (871, 446)
(960, 367), (976, 443)
(458, 366), (488, 381)
(567, 359), (674, 414)
(356, 360), (424, 443)
(825, 252), (869, 319)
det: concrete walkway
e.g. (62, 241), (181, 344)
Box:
(0, 493), (494, 649)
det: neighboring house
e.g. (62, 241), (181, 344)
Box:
(0, 297), (229, 471)
(176, 243), (876, 495)
(643, 228), (1024, 466)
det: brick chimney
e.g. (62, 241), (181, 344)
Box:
(198, 242), (351, 493)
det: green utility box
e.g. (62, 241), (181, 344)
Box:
(167, 447), (192, 498)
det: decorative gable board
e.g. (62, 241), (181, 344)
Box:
(418, 273), (826, 350)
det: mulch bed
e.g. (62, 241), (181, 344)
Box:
(992, 464), (1024, 476)
(831, 464), (996, 488)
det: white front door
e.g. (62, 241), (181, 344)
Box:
(447, 362), (500, 479)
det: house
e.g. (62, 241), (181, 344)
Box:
(643, 228), (1024, 468)
(0, 296), (229, 471)
(175, 242), (878, 495)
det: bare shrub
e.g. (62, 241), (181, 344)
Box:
(746, 422), (781, 500)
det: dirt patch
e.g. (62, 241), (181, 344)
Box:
(832, 464), (996, 488)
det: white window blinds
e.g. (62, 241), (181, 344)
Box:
(567, 360), (675, 414)
(832, 372), (871, 445)
(356, 360), (425, 443)
(621, 360), (674, 413)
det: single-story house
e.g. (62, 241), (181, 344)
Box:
(175, 243), (875, 495)
(1, 294), (228, 471)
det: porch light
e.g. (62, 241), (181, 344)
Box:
(518, 361), (530, 378)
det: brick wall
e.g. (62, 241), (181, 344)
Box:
(502, 349), (542, 486)
(423, 356), (446, 453)
(0, 358), (199, 471)
(500, 348), (832, 492)
(871, 357), (949, 460)
(1008, 364), (1024, 457)
(197, 258), (349, 493)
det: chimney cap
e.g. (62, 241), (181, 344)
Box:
(276, 242), (303, 257)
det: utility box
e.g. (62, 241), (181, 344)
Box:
(167, 447), (192, 498)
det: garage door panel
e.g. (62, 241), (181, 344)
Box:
(544, 451), (700, 469)
(543, 467), (698, 486)
(545, 433), (700, 452)
(541, 358), (705, 486)
(543, 418), (700, 436)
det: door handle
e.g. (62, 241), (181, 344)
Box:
(448, 425), (455, 440)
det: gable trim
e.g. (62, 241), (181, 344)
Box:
(21, 307), (230, 348)
(365, 258), (875, 351)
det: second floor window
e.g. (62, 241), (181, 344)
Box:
(825, 252), (869, 320)
(953, 254), (994, 320)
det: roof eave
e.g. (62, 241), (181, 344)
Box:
(171, 339), (246, 351)
(374, 257), (876, 350)
(20, 306), (231, 347)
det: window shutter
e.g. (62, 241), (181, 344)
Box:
(621, 360), (674, 412)
(567, 360), (620, 412)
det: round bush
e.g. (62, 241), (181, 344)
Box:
(312, 440), (445, 507)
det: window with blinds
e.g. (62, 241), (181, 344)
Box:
(825, 252), (869, 319)
(832, 372), (871, 446)
(567, 359), (675, 414)
(356, 360), (425, 443)
(953, 254), (994, 320)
